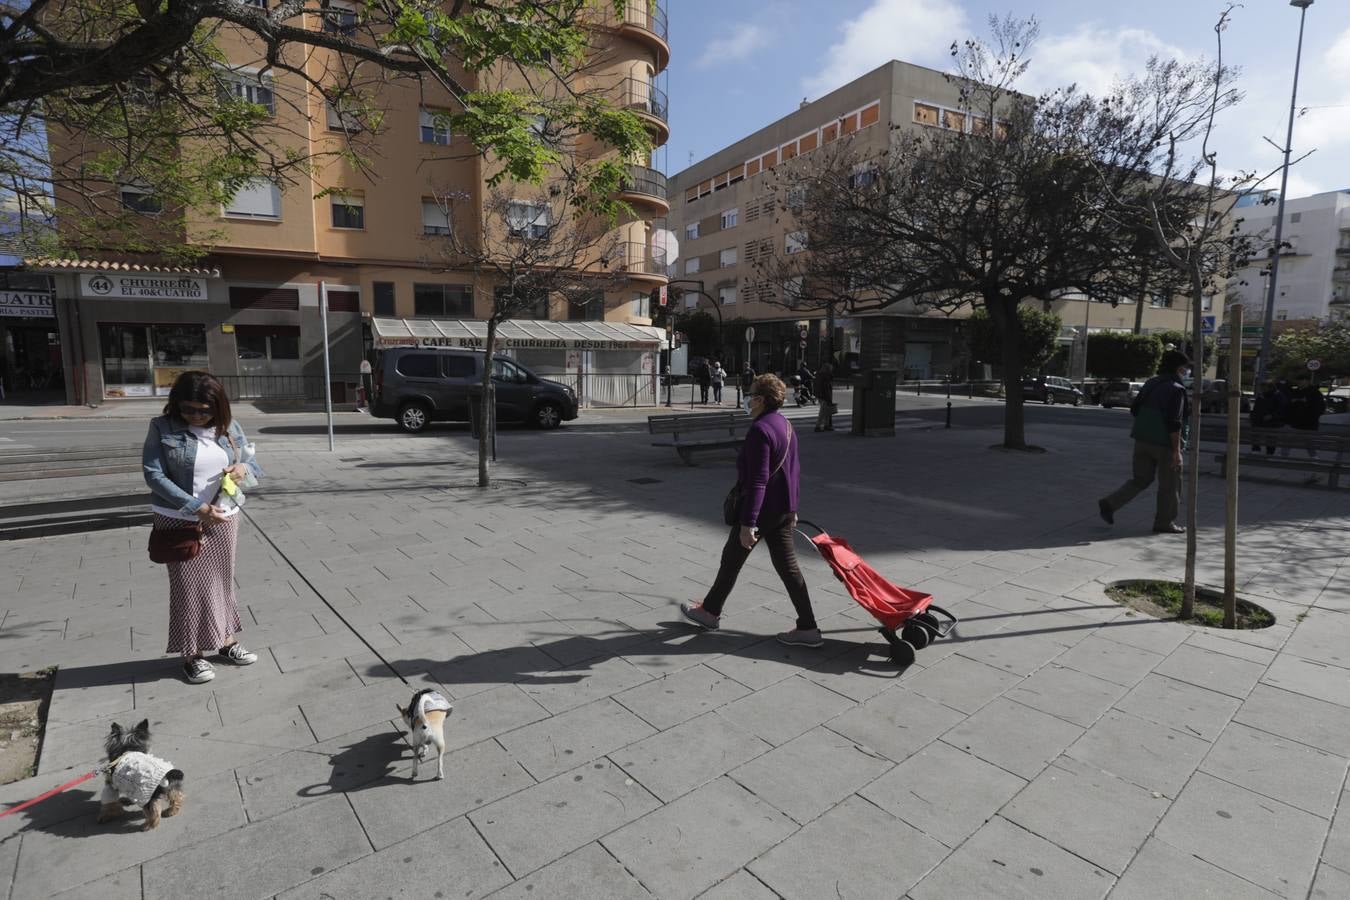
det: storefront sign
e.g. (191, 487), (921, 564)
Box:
(0, 291), (54, 317)
(80, 274), (208, 301)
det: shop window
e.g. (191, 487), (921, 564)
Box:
(229, 286), (299, 310)
(719, 247), (737, 268)
(419, 108), (450, 145)
(422, 200), (450, 235)
(413, 283), (472, 317)
(224, 179), (281, 219)
(330, 193), (364, 229)
(119, 184), (161, 214)
(235, 325), (300, 376)
(322, 0), (357, 34)
(506, 201), (550, 239)
(720, 207), (738, 229)
(372, 282), (396, 317)
(100, 324), (208, 397)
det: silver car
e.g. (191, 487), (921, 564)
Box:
(1100, 381), (1144, 408)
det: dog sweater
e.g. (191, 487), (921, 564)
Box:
(415, 690), (452, 724)
(108, 752), (176, 807)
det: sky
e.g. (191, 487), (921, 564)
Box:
(662, 0), (1350, 200)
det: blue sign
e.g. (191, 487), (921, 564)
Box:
(1201, 315), (1216, 335)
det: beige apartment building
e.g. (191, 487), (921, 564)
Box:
(667, 60), (1211, 381)
(20, 2), (671, 406)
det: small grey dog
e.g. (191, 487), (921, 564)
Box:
(98, 720), (185, 830)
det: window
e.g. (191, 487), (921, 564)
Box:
(970, 116), (991, 137)
(444, 356), (476, 377)
(785, 276), (805, 306)
(372, 282), (396, 317)
(1290, 212), (1302, 224)
(719, 247), (737, 268)
(119, 183), (161, 214)
(229, 287), (299, 310)
(631, 291), (651, 319)
(322, 0), (357, 34)
(685, 222), (699, 240)
(1149, 294), (1173, 308)
(419, 108), (449, 145)
(243, 0), (266, 7)
(495, 285), (549, 319)
(236, 325), (300, 376)
(685, 257), (700, 275)
(785, 231), (807, 254)
(224, 179), (281, 219)
(786, 185), (806, 211)
(569, 290), (605, 321)
(492, 358), (530, 384)
(849, 164), (878, 189)
(326, 99), (362, 132)
(506, 201), (550, 239)
(222, 73), (274, 115)
(396, 354), (439, 378)
(718, 285), (737, 305)
(914, 102), (939, 126)
(720, 207), (738, 229)
(413, 283), (473, 317)
(421, 200), (450, 235)
(942, 109), (967, 131)
(684, 291), (698, 309)
(330, 193), (364, 229)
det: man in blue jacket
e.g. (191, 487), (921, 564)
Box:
(1098, 350), (1191, 534)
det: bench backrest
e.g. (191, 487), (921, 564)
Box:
(648, 412), (751, 439)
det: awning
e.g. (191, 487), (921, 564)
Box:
(371, 317), (667, 350)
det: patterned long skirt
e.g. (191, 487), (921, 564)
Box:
(155, 513), (243, 656)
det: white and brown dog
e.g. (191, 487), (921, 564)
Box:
(397, 688), (453, 780)
(98, 719), (185, 831)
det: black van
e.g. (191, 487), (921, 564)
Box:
(371, 347), (578, 432)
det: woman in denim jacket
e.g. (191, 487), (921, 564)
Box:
(143, 371), (263, 684)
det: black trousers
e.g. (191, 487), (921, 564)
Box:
(702, 513), (818, 630)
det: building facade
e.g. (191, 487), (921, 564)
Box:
(23, 2), (671, 406)
(667, 60), (1209, 381)
(1230, 189), (1350, 324)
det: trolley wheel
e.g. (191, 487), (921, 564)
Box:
(913, 611), (942, 633)
(888, 640), (917, 666)
(901, 622), (932, 649)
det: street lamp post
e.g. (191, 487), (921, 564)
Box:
(1255, 0), (1314, 387)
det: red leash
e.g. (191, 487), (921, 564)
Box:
(0, 768), (102, 819)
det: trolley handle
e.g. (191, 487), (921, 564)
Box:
(793, 518), (827, 539)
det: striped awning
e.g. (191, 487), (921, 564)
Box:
(371, 317), (667, 350)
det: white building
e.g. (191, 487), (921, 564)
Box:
(1231, 189), (1350, 322)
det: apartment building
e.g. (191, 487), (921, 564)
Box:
(1230, 188), (1350, 324)
(23, 2), (671, 406)
(668, 60), (1206, 381)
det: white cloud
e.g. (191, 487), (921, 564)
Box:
(1021, 26), (1191, 98)
(802, 0), (967, 99)
(695, 23), (771, 69)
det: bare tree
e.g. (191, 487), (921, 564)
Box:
(428, 180), (628, 486)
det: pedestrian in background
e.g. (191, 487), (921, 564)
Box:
(1097, 350), (1190, 535)
(741, 362), (755, 411)
(814, 361), (835, 432)
(143, 371), (263, 684)
(1250, 380), (1286, 456)
(697, 360), (711, 404)
(681, 374), (823, 647)
(710, 360), (726, 405)
(1283, 373), (1327, 466)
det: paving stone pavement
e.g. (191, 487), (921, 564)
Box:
(2, 413), (1350, 899)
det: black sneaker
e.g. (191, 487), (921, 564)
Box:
(184, 657), (215, 684)
(1098, 499), (1114, 525)
(218, 643), (258, 665)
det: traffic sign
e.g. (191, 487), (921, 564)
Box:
(1308, 358), (1322, 372)
(799, 340), (808, 349)
(799, 326), (809, 340)
(745, 326), (756, 343)
(1201, 315), (1216, 335)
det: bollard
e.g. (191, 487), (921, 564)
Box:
(946, 401), (952, 429)
(916, 380), (921, 397)
(968, 381), (973, 399)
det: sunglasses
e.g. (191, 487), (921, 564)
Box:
(179, 403), (212, 418)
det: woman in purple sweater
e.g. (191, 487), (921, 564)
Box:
(681, 374), (822, 647)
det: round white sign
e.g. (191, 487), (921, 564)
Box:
(1308, 359), (1322, 371)
(745, 326), (756, 343)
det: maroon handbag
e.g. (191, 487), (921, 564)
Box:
(147, 522), (204, 564)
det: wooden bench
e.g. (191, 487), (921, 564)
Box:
(648, 411), (751, 465)
(1202, 425), (1348, 489)
(0, 446), (142, 482)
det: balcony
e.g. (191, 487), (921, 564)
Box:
(618, 164), (669, 212)
(613, 241), (668, 280)
(613, 77), (669, 141)
(603, 2), (670, 71)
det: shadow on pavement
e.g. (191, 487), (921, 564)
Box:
(297, 729), (409, 798)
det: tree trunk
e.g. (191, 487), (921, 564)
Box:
(989, 298), (1027, 450)
(1132, 259), (1150, 335)
(477, 318), (499, 488)
(1181, 269), (1205, 619)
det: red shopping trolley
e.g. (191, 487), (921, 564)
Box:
(796, 520), (958, 665)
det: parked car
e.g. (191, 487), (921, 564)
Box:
(371, 347), (578, 433)
(1100, 381), (1145, 409)
(1021, 375), (1083, 405)
(1199, 380), (1252, 414)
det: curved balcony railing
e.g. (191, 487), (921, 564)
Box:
(616, 1), (668, 41)
(613, 77), (668, 125)
(615, 241), (668, 277)
(620, 164), (668, 202)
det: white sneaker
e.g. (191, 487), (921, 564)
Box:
(183, 657), (215, 684)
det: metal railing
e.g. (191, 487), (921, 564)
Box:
(615, 241), (668, 276)
(614, 0), (668, 41)
(218, 374), (361, 403)
(613, 77), (668, 124)
(541, 372), (660, 408)
(620, 164), (668, 202)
